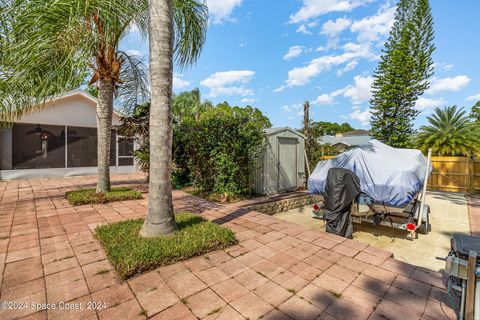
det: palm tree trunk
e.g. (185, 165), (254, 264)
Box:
(140, 0), (178, 237)
(96, 79), (114, 193)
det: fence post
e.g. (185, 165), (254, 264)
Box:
(469, 157), (475, 194)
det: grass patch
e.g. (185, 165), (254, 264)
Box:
(66, 187), (142, 206)
(95, 212), (237, 279)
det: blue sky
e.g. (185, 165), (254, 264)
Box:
(120, 0), (480, 130)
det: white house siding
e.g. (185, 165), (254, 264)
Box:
(0, 90), (135, 180)
(18, 94), (122, 127)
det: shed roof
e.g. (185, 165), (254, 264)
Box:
(264, 127), (305, 139)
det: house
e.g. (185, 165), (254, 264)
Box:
(0, 89), (136, 180)
(319, 129), (372, 153)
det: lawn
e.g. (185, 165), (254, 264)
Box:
(66, 187), (142, 206)
(95, 212), (237, 279)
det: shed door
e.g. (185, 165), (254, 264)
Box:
(278, 137), (297, 191)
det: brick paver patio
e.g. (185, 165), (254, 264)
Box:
(0, 174), (457, 320)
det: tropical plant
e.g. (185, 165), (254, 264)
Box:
(118, 93), (272, 201)
(0, 0), (150, 193)
(470, 101), (480, 123)
(142, 0), (208, 237)
(415, 106), (480, 156)
(116, 89), (213, 183)
(370, 0), (435, 147)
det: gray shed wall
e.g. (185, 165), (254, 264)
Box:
(252, 128), (305, 195)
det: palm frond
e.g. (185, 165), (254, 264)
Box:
(415, 106), (480, 156)
(173, 0), (208, 69)
(116, 51), (150, 114)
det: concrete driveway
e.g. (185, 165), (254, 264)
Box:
(275, 191), (470, 271)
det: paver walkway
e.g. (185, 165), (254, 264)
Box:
(0, 174), (457, 320)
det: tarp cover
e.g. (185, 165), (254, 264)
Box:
(308, 139), (431, 208)
(323, 168), (362, 238)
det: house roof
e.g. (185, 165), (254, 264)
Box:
(264, 127), (305, 139)
(319, 134), (372, 147)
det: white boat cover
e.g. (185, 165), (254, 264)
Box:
(308, 140), (431, 208)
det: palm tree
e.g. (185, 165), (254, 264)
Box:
(415, 106), (480, 156)
(141, 0), (207, 237)
(0, 0), (149, 193)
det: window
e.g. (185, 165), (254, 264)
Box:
(5, 123), (129, 170)
(67, 127), (116, 167)
(117, 137), (134, 166)
(12, 123), (66, 169)
(67, 126), (96, 167)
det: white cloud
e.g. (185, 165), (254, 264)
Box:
(336, 60), (358, 76)
(296, 21), (319, 35)
(284, 46), (305, 60)
(281, 103), (302, 113)
(207, 0), (242, 24)
(342, 75), (373, 104)
(313, 94), (335, 105)
(321, 17), (351, 37)
(415, 97), (446, 111)
(125, 49), (141, 57)
(241, 97), (255, 104)
(275, 46), (373, 92)
(290, 0), (373, 24)
(173, 74), (190, 90)
(349, 107), (371, 126)
(434, 62), (454, 73)
(350, 5), (395, 43)
(426, 75), (471, 94)
(200, 70), (255, 97)
(312, 75), (372, 106)
(467, 93), (480, 102)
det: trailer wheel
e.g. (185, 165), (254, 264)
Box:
(417, 208), (431, 235)
(417, 222), (431, 235)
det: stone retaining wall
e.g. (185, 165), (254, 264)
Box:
(245, 194), (322, 215)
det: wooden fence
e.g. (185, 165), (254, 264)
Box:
(428, 157), (480, 193)
(320, 156), (480, 193)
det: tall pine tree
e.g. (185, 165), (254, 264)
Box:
(370, 0), (435, 147)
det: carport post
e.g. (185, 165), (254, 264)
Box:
(416, 149), (432, 228)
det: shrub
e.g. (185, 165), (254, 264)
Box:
(117, 89), (271, 199)
(180, 102), (270, 198)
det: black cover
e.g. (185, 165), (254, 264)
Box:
(451, 234), (480, 260)
(323, 168), (361, 238)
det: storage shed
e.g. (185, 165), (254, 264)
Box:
(252, 127), (306, 195)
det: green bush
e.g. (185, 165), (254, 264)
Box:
(117, 89), (271, 199)
(179, 102), (270, 198)
(66, 187), (142, 206)
(95, 212), (237, 279)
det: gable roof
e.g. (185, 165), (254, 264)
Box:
(264, 127), (305, 139)
(48, 88), (124, 118)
